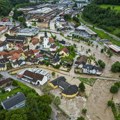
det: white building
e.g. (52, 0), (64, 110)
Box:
(18, 68), (51, 85)
(43, 37), (51, 49)
(17, 27), (39, 37)
(75, 0), (89, 8)
(73, 25), (97, 38)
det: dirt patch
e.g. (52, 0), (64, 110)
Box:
(86, 80), (115, 120)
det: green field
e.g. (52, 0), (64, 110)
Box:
(79, 77), (96, 86)
(89, 27), (120, 46)
(0, 80), (37, 102)
(100, 5), (120, 11)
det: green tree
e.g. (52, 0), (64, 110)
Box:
(111, 61), (120, 73)
(64, 14), (71, 21)
(52, 72), (55, 76)
(79, 82), (85, 92)
(98, 59), (106, 69)
(53, 96), (61, 106)
(107, 100), (114, 107)
(110, 85), (119, 94)
(18, 16), (26, 27)
(77, 116), (85, 120)
(0, 0), (12, 16)
(82, 108), (87, 115)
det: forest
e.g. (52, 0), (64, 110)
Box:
(82, 3), (120, 37)
(0, 0), (30, 16)
(93, 0), (120, 5)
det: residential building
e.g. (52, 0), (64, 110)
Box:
(0, 78), (12, 89)
(0, 64), (7, 71)
(1, 92), (26, 110)
(6, 36), (26, 43)
(59, 47), (69, 57)
(0, 26), (8, 35)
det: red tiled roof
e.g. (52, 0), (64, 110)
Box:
(49, 38), (54, 43)
(10, 53), (21, 60)
(61, 48), (69, 53)
(0, 26), (7, 32)
(31, 38), (39, 45)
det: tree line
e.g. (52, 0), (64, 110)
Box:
(0, 94), (52, 120)
(82, 4), (120, 37)
(93, 0), (120, 5)
(0, 0), (30, 16)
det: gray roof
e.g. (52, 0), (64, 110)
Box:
(1, 92), (26, 110)
(0, 64), (5, 68)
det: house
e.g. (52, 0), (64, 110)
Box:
(0, 78), (12, 89)
(24, 50), (35, 58)
(52, 54), (61, 66)
(0, 64), (7, 71)
(1, 92), (26, 110)
(11, 60), (26, 68)
(82, 64), (102, 75)
(6, 36), (26, 43)
(0, 26), (8, 35)
(59, 47), (69, 57)
(17, 27), (39, 37)
(108, 44), (120, 54)
(29, 38), (40, 50)
(0, 41), (7, 52)
(73, 25), (97, 38)
(75, 55), (87, 67)
(21, 70), (48, 85)
(49, 76), (78, 98)
(50, 44), (57, 52)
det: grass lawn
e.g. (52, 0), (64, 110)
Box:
(0, 80), (37, 102)
(89, 26), (120, 46)
(78, 77), (96, 86)
(100, 4), (120, 12)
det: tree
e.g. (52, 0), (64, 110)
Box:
(64, 14), (71, 21)
(110, 85), (119, 94)
(107, 49), (113, 58)
(107, 100), (114, 107)
(79, 82), (85, 92)
(111, 61), (120, 73)
(13, 10), (23, 20)
(0, 74), (3, 78)
(52, 72), (55, 76)
(53, 96), (61, 106)
(0, 0), (12, 16)
(77, 116), (85, 120)
(101, 49), (104, 53)
(82, 108), (87, 115)
(18, 16), (26, 27)
(98, 59), (105, 69)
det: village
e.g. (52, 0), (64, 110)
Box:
(0, 0), (120, 120)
